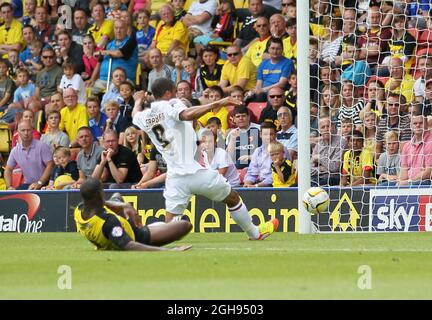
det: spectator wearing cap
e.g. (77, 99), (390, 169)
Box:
(4, 119), (54, 190)
(0, 3), (24, 58)
(219, 44), (257, 94)
(397, 109), (432, 186)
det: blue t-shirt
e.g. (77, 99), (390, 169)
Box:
(19, 47), (32, 63)
(13, 83), (36, 103)
(257, 57), (294, 88)
(89, 112), (108, 141)
(136, 26), (155, 54)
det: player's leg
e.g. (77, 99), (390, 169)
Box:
(163, 175), (191, 223)
(223, 190), (279, 240)
(147, 220), (193, 246)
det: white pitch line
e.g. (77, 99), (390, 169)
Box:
(200, 247), (432, 253)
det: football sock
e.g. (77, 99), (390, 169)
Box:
(228, 201), (259, 239)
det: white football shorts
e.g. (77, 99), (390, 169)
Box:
(164, 168), (232, 215)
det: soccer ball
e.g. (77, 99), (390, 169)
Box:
(302, 187), (330, 214)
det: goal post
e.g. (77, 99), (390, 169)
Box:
(297, 0), (313, 234)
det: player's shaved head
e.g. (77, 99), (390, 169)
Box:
(80, 178), (103, 202)
(152, 78), (176, 99)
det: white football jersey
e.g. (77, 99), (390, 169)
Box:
(133, 99), (203, 175)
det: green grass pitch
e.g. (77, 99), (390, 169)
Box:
(1, 232), (432, 299)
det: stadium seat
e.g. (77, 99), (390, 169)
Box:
(11, 169), (24, 189)
(248, 102), (267, 121)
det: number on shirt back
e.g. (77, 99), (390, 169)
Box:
(152, 124), (170, 148)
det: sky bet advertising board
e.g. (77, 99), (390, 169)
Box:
(369, 189), (432, 232)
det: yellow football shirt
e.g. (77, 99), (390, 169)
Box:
(342, 148), (375, 185)
(88, 19), (114, 47)
(245, 36), (270, 67)
(0, 19), (23, 58)
(221, 57), (257, 91)
(60, 104), (89, 142)
(155, 20), (189, 55)
(198, 106), (229, 132)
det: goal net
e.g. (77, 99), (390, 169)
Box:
(308, 0), (432, 232)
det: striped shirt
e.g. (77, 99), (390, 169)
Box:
(337, 100), (365, 128)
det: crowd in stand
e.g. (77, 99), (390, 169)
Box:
(0, 0), (431, 190)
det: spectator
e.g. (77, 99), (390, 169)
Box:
(377, 131), (400, 186)
(147, 48), (173, 92)
(283, 18), (297, 63)
(0, 59), (15, 114)
(19, 25), (36, 65)
(182, 58), (200, 94)
(88, 2), (114, 49)
(72, 126), (104, 189)
(135, 9), (155, 60)
(40, 110), (69, 152)
(248, 37), (293, 102)
(71, 8), (91, 46)
(384, 57), (415, 104)
(198, 85), (229, 132)
(398, 110), (432, 186)
(375, 93), (412, 161)
(181, 0), (217, 40)
(55, 30), (85, 75)
(36, 92), (64, 134)
(258, 86), (285, 130)
(234, 0), (278, 50)
(35, 46), (63, 105)
(198, 45), (223, 91)
(82, 34), (99, 85)
(281, 0), (295, 18)
(268, 141), (296, 187)
(7, 49), (20, 80)
(341, 130), (375, 186)
(226, 105), (261, 169)
(24, 38), (43, 78)
(276, 106), (297, 161)
(4, 120), (54, 190)
(320, 18), (343, 65)
(118, 80), (135, 125)
(101, 67), (126, 110)
(34, 6), (54, 43)
(58, 61), (87, 105)
(311, 117), (347, 186)
(200, 129), (240, 187)
(269, 14), (288, 41)
(92, 130), (143, 189)
(22, 0), (37, 26)
(319, 84), (340, 124)
(60, 88), (89, 145)
(334, 8), (358, 68)
(219, 44), (257, 94)
(43, 147), (79, 190)
(132, 145), (167, 189)
(340, 43), (372, 87)
(97, 19), (138, 86)
(11, 109), (41, 147)
(121, 126), (147, 172)
(337, 81), (365, 131)
(193, 0), (237, 54)
(104, 100), (129, 135)
(0, 3), (24, 58)
(170, 47), (189, 84)
(244, 16), (271, 67)
(414, 55), (432, 103)
(363, 78), (386, 116)
(152, 4), (189, 56)
(176, 80), (201, 106)
(243, 121), (279, 187)
(361, 111), (378, 157)
(357, 2), (392, 71)
(87, 96), (107, 142)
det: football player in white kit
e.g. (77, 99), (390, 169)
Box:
(133, 78), (278, 240)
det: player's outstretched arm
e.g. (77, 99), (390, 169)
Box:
(179, 97), (242, 121)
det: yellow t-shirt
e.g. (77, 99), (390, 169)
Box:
(0, 19), (23, 58)
(221, 57), (257, 91)
(245, 36), (270, 67)
(74, 204), (135, 250)
(198, 106), (229, 132)
(342, 148), (375, 185)
(384, 74), (415, 104)
(60, 104), (89, 142)
(155, 20), (189, 55)
(88, 19), (114, 47)
(271, 159), (296, 187)
(283, 37), (297, 62)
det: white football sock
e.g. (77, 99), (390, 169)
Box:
(228, 201), (259, 239)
